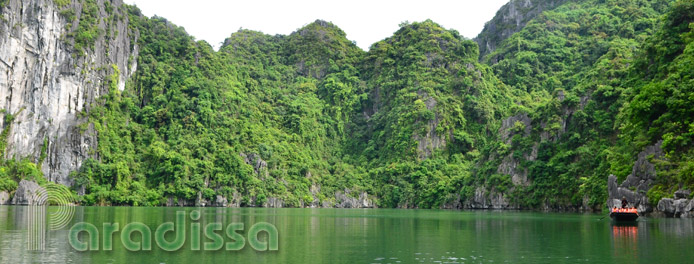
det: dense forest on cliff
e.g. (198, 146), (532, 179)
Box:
(0, 0), (692, 209)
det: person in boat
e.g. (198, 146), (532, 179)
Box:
(621, 197), (628, 209)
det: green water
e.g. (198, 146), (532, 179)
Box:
(0, 206), (692, 263)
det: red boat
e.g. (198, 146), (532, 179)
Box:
(610, 208), (639, 222)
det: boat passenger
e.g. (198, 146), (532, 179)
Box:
(621, 197), (628, 208)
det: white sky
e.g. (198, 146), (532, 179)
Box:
(122, 0), (510, 51)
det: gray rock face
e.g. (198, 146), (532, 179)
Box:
(177, 197), (194, 207)
(264, 197), (283, 208)
(0, 191), (9, 205)
(306, 184), (322, 208)
(335, 189), (373, 208)
(494, 94), (591, 195)
(538, 94), (587, 142)
(608, 198), (622, 210)
(672, 198), (689, 216)
(675, 190), (691, 199)
(463, 186), (514, 209)
(11, 180), (44, 205)
(499, 113), (532, 145)
(607, 175), (650, 213)
(657, 198), (691, 218)
(620, 142), (664, 192)
(240, 152), (269, 178)
(195, 192), (206, 207)
(654, 194), (694, 218)
(0, 0), (138, 186)
(475, 0), (569, 60)
(414, 92), (448, 160)
(211, 195), (228, 207)
(684, 200), (694, 218)
(606, 141), (665, 213)
(656, 198), (674, 215)
(497, 114), (533, 186)
(229, 192), (241, 207)
(492, 94), (591, 209)
(321, 200), (333, 208)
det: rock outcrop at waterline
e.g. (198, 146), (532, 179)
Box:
(607, 141), (664, 214)
(0, 0), (138, 186)
(10, 180), (44, 205)
(0, 190), (9, 205)
(464, 186), (513, 209)
(657, 197), (694, 218)
(159, 187), (376, 209)
(334, 190), (374, 208)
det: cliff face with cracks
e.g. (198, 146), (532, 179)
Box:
(475, 0), (569, 60)
(469, 92), (592, 211)
(0, 0), (138, 185)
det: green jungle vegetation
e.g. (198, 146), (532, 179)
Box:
(0, 0), (692, 209)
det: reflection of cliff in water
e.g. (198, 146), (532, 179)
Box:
(609, 218), (694, 262)
(0, 206), (77, 263)
(657, 218), (694, 237)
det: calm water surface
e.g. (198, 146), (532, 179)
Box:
(1, 206), (693, 263)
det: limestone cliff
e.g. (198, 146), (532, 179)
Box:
(475, 0), (569, 60)
(0, 0), (138, 185)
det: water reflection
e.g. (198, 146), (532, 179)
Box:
(0, 206), (82, 263)
(657, 217), (694, 237)
(3, 207), (694, 263)
(612, 224), (639, 249)
(611, 223), (638, 258)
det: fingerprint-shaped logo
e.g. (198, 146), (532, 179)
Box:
(28, 184), (76, 251)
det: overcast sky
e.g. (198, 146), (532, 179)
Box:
(123, 0), (510, 51)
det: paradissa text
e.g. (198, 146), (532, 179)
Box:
(68, 210), (279, 252)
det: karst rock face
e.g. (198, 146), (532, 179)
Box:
(10, 179), (44, 205)
(0, 0), (138, 186)
(0, 0), (689, 210)
(475, 0), (569, 60)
